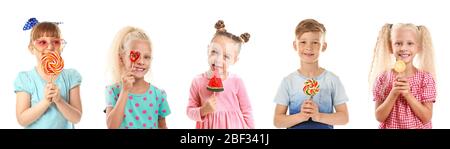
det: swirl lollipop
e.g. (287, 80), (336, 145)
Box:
(41, 51), (64, 82)
(303, 79), (320, 99)
(129, 50), (141, 70)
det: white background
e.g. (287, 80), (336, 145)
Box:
(0, 0), (448, 129)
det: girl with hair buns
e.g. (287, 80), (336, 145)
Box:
(370, 23), (436, 129)
(186, 20), (254, 129)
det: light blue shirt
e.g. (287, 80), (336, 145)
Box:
(274, 70), (348, 129)
(14, 67), (82, 129)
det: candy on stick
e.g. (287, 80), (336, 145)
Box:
(394, 59), (406, 75)
(41, 51), (64, 83)
(207, 64), (224, 93)
(129, 50), (141, 70)
(303, 79), (320, 99)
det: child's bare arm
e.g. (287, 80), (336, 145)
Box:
(54, 85), (82, 124)
(404, 94), (433, 123)
(399, 77), (433, 123)
(312, 103), (349, 125)
(158, 117), (167, 129)
(375, 88), (400, 122)
(16, 92), (52, 127)
(273, 104), (309, 128)
(106, 89), (129, 129)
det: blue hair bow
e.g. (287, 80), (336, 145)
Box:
(23, 18), (39, 31)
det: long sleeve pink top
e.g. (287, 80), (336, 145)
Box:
(187, 73), (254, 129)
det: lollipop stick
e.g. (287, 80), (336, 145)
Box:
(50, 74), (55, 102)
(48, 75), (54, 84)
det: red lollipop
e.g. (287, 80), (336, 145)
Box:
(130, 50), (141, 63)
(207, 65), (224, 92)
(129, 50), (141, 70)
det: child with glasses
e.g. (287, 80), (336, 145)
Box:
(14, 21), (82, 129)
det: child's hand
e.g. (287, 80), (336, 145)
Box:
(300, 99), (320, 121)
(50, 84), (62, 103)
(392, 77), (411, 97)
(300, 99), (314, 118)
(395, 77), (411, 96)
(200, 94), (217, 116)
(121, 71), (135, 91)
(44, 83), (55, 103)
(300, 99), (312, 114)
(297, 102), (311, 122)
(306, 100), (320, 122)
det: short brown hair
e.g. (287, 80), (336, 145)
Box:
(28, 22), (61, 51)
(295, 19), (326, 39)
(30, 22), (61, 41)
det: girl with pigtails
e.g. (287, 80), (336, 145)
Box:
(369, 23), (437, 129)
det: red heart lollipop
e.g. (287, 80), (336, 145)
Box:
(129, 50), (141, 63)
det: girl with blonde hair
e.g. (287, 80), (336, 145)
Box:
(369, 23), (436, 129)
(105, 26), (170, 129)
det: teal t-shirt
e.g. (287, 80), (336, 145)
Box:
(105, 83), (171, 129)
(14, 67), (82, 129)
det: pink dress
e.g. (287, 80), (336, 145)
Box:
(187, 73), (254, 129)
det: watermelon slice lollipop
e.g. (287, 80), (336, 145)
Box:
(207, 64), (224, 92)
